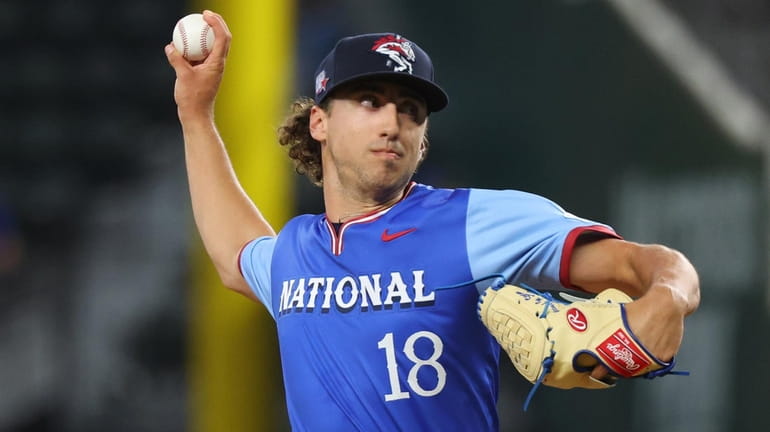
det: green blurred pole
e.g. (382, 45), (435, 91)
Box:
(187, 1), (294, 431)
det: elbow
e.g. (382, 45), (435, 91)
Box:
(683, 259), (701, 315)
(671, 247), (700, 313)
(657, 245), (701, 316)
(214, 262), (255, 299)
(220, 271), (244, 292)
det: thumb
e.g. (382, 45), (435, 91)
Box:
(164, 43), (190, 71)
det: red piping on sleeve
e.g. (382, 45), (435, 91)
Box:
(237, 240), (251, 277)
(559, 225), (621, 290)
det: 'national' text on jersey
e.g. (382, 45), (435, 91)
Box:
(278, 270), (435, 314)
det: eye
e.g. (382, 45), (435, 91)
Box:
(400, 101), (418, 117)
(398, 99), (426, 123)
(359, 94), (380, 109)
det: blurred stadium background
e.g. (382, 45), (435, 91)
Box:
(1, 0), (768, 431)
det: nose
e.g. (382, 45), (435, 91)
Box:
(378, 102), (400, 140)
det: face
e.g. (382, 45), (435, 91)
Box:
(309, 80), (429, 201)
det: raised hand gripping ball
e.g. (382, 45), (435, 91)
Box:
(172, 13), (215, 62)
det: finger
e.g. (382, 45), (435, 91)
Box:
(203, 9), (232, 36)
(202, 10), (232, 59)
(164, 43), (192, 72)
(590, 364), (610, 380)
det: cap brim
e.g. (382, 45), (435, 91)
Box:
(326, 72), (449, 113)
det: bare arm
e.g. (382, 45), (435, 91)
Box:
(165, 11), (274, 299)
(569, 237), (700, 376)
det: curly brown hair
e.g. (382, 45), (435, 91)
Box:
(277, 96), (430, 187)
(277, 97), (326, 186)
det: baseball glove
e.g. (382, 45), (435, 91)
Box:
(477, 284), (683, 408)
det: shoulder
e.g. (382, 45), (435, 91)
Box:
(408, 182), (470, 207)
(271, 214), (328, 247)
(466, 187), (572, 216)
(281, 213), (325, 231)
(408, 184), (568, 218)
(469, 187), (555, 205)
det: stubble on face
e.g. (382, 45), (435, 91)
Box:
(321, 85), (427, 203)
(325, 132), (416, 203)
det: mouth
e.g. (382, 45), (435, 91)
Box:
(371, 148), (402, 159)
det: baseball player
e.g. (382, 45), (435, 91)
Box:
(165, 10), (700, 431)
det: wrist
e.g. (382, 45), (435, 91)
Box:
(178, 104), (215, 122)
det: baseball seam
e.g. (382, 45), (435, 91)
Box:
(200, 26), (211, 57)
(178, 21), (189, 59)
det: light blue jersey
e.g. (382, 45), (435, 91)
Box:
(240, 183), (617, 431)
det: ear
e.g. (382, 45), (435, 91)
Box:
(418, 139), (427, 161)
(309, 105), (328, 142)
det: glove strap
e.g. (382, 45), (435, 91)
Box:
(523, 354), (554, 411)
(641, 357), (690, 379)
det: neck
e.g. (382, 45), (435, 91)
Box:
(323, 181), (411, 223)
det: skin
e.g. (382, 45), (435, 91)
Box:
(308, 82), (429, 223)
(165, 10), (700, 383)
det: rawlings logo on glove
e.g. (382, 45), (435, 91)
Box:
(477, 284), (687, 409)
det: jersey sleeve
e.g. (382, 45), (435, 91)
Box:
(465, 188), (619, 291)
(238, 236), (277, 319)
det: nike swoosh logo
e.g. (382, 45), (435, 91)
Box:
(381, 228), (417, 242)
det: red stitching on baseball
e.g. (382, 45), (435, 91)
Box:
(178, 20), (189, 58)
(201, 25), (210, 57)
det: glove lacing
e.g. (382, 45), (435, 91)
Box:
(520, 284), (561, 411)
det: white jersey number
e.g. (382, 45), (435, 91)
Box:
(377, 331), (447, 401)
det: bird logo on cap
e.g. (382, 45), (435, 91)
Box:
(371, 35), (416, 74)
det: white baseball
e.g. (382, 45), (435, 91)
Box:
(172, 13), (215, 61)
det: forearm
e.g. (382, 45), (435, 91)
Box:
(631, 245), (700, 316)
(623, 244), (700, 361)
(181, 112), (275, 286)
(571, 239), (700, 315)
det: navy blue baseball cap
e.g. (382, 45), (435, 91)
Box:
(313, 33), (449, 113)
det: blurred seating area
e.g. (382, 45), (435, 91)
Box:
(0, 1), (188, 430)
